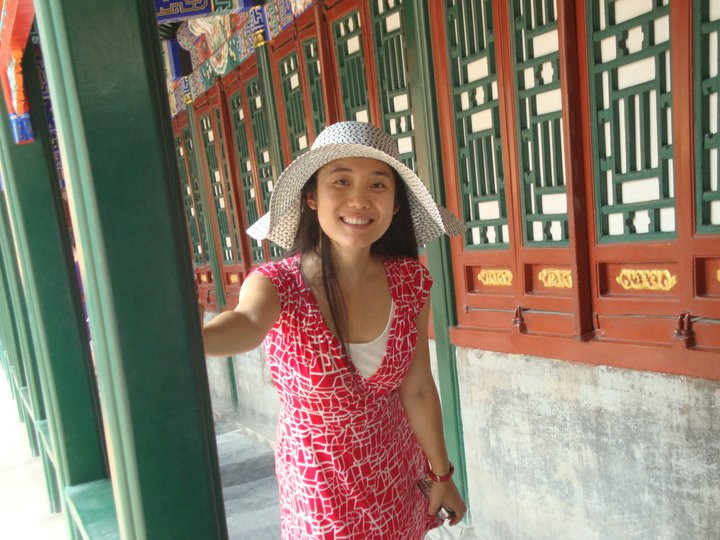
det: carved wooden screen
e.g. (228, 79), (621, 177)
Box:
(267, 6), (327, 165)
(431, 0), (719, 377)
(192, 85), (247, 306)
(222, 58), (281, 266)
(172, 111), (217, 311)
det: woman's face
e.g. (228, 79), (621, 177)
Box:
(307, 157), (398, 252)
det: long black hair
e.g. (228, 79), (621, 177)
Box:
(289, 168), (418, 347)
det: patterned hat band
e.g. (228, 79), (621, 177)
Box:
(246, 121), (464, 250)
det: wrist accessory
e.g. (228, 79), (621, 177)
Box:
(427, 461), (454, 483)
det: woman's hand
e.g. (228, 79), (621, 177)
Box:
(427, 479), (467, 526)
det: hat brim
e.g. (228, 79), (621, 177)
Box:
(247, 143), (464, 250)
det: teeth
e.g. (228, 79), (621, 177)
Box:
(342, 217), (371, 225)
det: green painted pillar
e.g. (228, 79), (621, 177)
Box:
(0, 37), (109, 515)
(33, 1), (227, 538)
(0, 192), (24, 420)
(0, 189), (42, 458)
(404, 0), (469, 503)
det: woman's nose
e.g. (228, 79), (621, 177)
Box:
(346, 188), (370, 208)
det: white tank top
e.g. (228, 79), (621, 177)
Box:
(347, 302), (394, 378)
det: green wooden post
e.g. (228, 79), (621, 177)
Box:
(0, 202), (25, 420)
(0, 185), (43, 448)
(404, 0), (468, 503)
(33, 1), (227, 538)
(0, 41), (110, 538)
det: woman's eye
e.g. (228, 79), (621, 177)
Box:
(371, 182), (388, 190)
(333, 178), (349, 186)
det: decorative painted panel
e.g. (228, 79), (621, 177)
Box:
(587, 0), (675, 242)
(695, 0), (720, 233)
(198, 112), (242, 264)
(370, 0), (416, 172)
(302, 38), (326, 136)
(247, 77), (283, 258)
(228, 91), (265, 264)
(279, 52), (309, 160)
(333, 11), (370, 122)
(510, 0), (568, 245)
(445, 0), (508, 248)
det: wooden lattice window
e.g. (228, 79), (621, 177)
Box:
(370, 0), (416, 172)
(587, 0), (675, 242)
(228, 90), (266, 265)
(303, 38), (327, 136)
(510, 0), (569, 245)
(431, 0), (719, 376)
(695, 0), (720, 234)
(446, 0), (509, 249)
(333, 10), (371, 122)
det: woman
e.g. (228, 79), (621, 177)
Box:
(202, 121), (466, 539)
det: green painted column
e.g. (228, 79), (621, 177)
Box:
(0, 38), (109, 511)
(0, 189), (42, 457)
(0, 194), (24, 419)
(33, 1), (227, 538)
(403, 0), (469, 503)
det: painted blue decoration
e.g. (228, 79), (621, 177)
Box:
(10, 113), (34, 144)
(156, 0), (261, 24)
(156, 0), (213, 24)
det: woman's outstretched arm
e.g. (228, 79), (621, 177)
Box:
(201, 273), (280, 357)
(399, 301), (467, 525)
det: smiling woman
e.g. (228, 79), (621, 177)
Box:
(307, 157), (398, 251)
(201, 121), (466, 539)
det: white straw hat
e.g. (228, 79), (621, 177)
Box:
(247, 121), (464, 250)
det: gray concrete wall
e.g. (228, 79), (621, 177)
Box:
(458, 348), (720, 540)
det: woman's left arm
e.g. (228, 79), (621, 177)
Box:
(399, 300), (467, 525)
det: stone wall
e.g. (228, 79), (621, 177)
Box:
(457, 349), (720, 539)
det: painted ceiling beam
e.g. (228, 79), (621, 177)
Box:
(0, 0), (35, 143)
(155, 0), (264, 24)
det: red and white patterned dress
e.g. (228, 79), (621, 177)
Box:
(252, 255), (438, 539)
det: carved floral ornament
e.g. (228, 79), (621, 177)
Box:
(537, 268), (573, 289)
(229, 273), (240, 284)
(717, 268), (720, 283)
(615, 268), (678, 291)
(477, 269), (513, 287)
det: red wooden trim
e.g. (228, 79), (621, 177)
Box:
(670, 0), (694, 314)
(357, 1), (381, 126)
(296, 6), (322, 142)
(315, 2), (341, 124)
(556, 0), (594, 337)
(450, 326), (720, 381)
(492, 0), (524, 301)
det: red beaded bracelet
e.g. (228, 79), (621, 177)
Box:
(426, 461), (454, 483)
